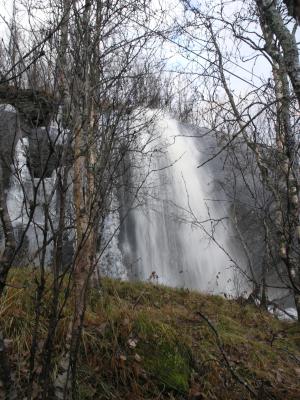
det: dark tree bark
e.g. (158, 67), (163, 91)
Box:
(284, 0), (300, 22)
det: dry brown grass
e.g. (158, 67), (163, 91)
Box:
(1, 268), (300, 399)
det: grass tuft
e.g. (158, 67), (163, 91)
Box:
(2, 269), (300, 399)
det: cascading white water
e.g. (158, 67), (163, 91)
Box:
(3, 107), (239, 294)
(7, 137), (57, 265)
(121, 111), (237, 294)
(98, 193), (128, 280)
(7, 138), (32, 226)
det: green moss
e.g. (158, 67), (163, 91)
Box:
(3, 269), (300, 399)
(134, 312), (191, 393)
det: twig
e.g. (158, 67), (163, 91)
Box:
(196, 311), (259, 398)
(4, 282), (28, 290)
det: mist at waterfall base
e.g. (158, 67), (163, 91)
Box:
(5, 108), (242, 296)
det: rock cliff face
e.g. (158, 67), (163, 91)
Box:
(0, 105), (71, 267)
(0, 86), (57, 126)
(0, 107), (23, 190)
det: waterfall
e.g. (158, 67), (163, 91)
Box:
(98, 193), (128, 280)
(120, 111), (237, 294)
(7, 137), (57, 265)
(2, 108), (240, 294)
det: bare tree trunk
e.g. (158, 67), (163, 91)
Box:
(258, 10), (300, 319)
(284, 0), (300, 22)
(0, 161), (17, 399)
(256, 0), (300, 107)
(0, 166), (16, 295)
(54, 104), (96, 400)
(207, 16), (300, 318)
(0, 332), (17, 400)
(54, 2), (100, 397)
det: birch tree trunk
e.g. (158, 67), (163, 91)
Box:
(0, 156), (17, 399)
(258, 8), (300, 319)
(207, 16), (300, 318)
(54, 1), (100, 397)
(256, 0), (300, 107)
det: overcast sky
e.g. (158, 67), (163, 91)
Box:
(1, 0), (299, 99)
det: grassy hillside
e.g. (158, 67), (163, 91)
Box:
(2, 270), (300, 399)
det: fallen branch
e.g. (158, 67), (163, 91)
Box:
(196, 311), (259, 399)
